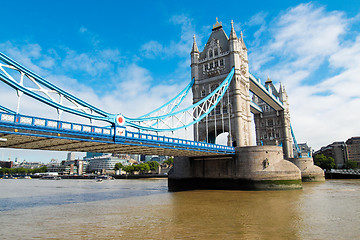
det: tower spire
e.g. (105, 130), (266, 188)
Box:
(191, 34), (199, 53)
(240, 31), (247, 49)
(230, 20), (237, 40)
(212, 17), (222, 30)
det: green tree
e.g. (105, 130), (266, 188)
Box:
(148, 161), (160, 171)
(123, 165), (134, 173)
(134, 163), (150, 173)
(114, 163), (124, 170)
(163, 157), (174, 166)
(345, 160), (358, 169)
(314, 154), (335, 170)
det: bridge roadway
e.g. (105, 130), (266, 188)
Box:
(0, 112), (235, 157)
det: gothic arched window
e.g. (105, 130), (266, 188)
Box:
(222, 105), (228, 114)
(210, 84), (218, 92)
(214, 48), (218, 56)
(201, 89), (206, 97)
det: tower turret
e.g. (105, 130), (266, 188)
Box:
(190, 35), (200, 81)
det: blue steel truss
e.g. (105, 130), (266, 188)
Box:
(0, 51), (234, 133)
(291, 124), (301, 156)
(0, 52), (118, 123)
(140, 78), (194, 118)
(0, 50), (302, 152)
(0, 111), (235, 155)
(125, 68), (235, 132)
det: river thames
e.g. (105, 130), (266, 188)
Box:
(0, 178), (359, 239)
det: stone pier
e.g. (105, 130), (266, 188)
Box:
(168, 146), (302, 191)
(288, 157), (325, 182)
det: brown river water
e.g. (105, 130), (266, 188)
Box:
(0, 178), (359, 239)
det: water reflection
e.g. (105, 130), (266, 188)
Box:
(169, 190), (303, 239)
(0, 179), (359, 239)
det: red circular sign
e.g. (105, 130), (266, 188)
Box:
(116, 115), (125, 125)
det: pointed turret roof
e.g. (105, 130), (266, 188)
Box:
(212, 17), (222, 30)
(230, 20), (237, 40)
(191, 35), (199, 53)
(239, 32), (246, 50)
(199, 18), (229, 59)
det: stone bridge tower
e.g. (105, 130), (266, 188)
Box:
(252, 79), (294, 159)
(191, 19), (252, 147)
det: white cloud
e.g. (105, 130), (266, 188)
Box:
(61, 48), (121, 76)
(140, 14), (195, 59)
(249, 3), (360, 149)
(140, 41), (164, 59)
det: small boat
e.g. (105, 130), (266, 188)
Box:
(40, 175), (61, 180)
(96, 178), (103, 182)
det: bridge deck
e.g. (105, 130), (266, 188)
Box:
(0, 113), (235, 157)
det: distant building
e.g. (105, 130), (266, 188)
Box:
(294, 143), (312, 158)
(88, 154), (131, 173)
(47, 159), (87, 175)
(16, 161), (44, 169)
(346, 137), (360, 167)
(85, 152), (104, 159)
(67, 152), (75, 161)
(0, 161), (13, 168)
(140, 155), (169, 162)
(47, 159), (61, 172)
(314, 141), (348, 168)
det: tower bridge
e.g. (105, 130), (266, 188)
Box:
(0, 18), (324, 191)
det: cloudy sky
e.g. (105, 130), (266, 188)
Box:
(0, 0), (359, 162)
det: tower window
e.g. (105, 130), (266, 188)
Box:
(211, 84), (218, 92)
(210, 62), (213, 68)
(209, 50), (213, 58)
(220, 59), (224, 66)
(222, 105), (228, 114)
(215, 61), (218, 67)
(216, 106), (221, 115)
(201, 90), (206, 97)
(214, 48), (218, 56)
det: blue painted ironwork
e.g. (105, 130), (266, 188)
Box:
(0, 51), (117, 123)
(290, 124), (301, 156)
(0, 51), (233, 134)
(0, 106), (15, 114)
(140, 78), (194, 118)
(0, 51), (300, 153)
(125, 68), (235, 132)
(249, 73), (284, 111)
(0, 111), (235, 155)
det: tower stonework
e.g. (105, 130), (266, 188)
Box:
(191, 19), (252, 147)
(252, 79), (294, 159)
(168, 19), (324, 192)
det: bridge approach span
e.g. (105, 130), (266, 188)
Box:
(0, 112), (235, 157)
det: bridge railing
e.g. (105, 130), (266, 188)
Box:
(0, 112), (113, 136)
(0, 112), (235, 154)
(124, 131), (234, 152)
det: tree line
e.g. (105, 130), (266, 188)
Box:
(313, 154), (358, 170)
(114, 161), (160, 174)
(0, 166), (48, 175)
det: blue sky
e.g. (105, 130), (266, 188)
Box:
(1, 0), (360, 162)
